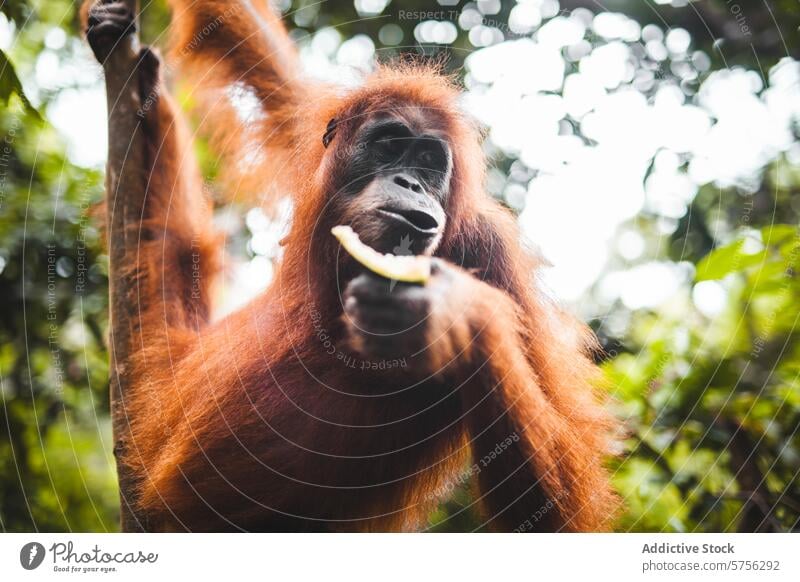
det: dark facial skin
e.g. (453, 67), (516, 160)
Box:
(322, 110), (456, 358)
(328, 112), (453, 256)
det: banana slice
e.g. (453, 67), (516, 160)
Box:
(332, 225), (431, 284)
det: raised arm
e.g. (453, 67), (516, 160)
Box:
(83, 0), (219, 333)
(83, 0), (222, 530)
(167, 0), (303, 109)
(164, 0), (327, 207)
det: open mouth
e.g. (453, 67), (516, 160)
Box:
(377, 207), (440, 235)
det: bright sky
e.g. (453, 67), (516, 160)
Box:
(10, 3), (799, 315)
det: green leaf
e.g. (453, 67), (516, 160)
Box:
(695, 239), (767, 281)
(761, 225), (798, 247)
(0, 0), (30, 26)
(0, 48), (40, 119)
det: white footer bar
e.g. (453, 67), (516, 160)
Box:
(1, 533), (797, 581)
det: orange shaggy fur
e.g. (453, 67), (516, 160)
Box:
(87, 0), (619, 531)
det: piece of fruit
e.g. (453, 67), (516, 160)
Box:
(331, 225), (431, 284)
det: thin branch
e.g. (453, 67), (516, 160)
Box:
(99, 0), (148, 532)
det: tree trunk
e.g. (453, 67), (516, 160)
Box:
(99, 0), (147, 532)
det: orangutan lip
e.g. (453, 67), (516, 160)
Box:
(377, 207), (440, 235)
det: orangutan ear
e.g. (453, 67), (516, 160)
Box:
(322, 118), (337, 148)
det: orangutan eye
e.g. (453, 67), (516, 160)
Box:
(376, 134), (405, 157)
(418, 149), (435, 166)
(372, 122), (412, 157)
(416, 139), (447, 170)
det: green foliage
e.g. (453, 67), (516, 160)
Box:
(0, 100), (115, 530)
(0, 49), (39, 118)
(0, 0), (32, 26)
(607, 224), (800, 532)
(695, 239), (767, 281)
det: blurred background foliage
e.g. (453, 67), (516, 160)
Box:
(0, 0), (798, 532)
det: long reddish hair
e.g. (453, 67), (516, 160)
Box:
(105, 0), (619, 531)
